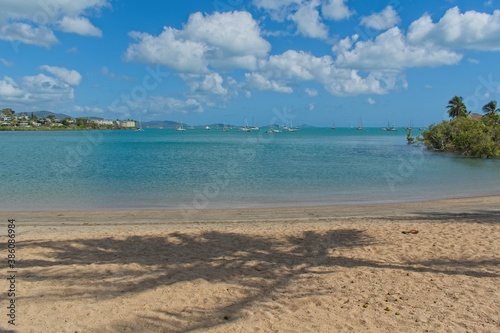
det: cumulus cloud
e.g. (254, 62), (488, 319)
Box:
(58, 16), (102, 37)
(334, 27), (463, 70)
(321, 0), (353, 21)
(250, 50), (404, 96)
(288, 0), (328, 39)
(0, 76), (24, 98)
(125, 11), (270, 74)
(367, 97), (376, 105)
(126, 28), (208, 73)
(0, 73), (77, 108)
(0, 23), (58, 47)
(408, 7), (500, 51)
(245, 73), (293, 93)
(360, 6), (400, 30)
(188, 73), (228, 95)
(0, 0), (109, 21)
(0, 0), (108, 47)
(39, 65), (82, 86)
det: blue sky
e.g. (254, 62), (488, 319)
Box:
(1, 0), (500, 127)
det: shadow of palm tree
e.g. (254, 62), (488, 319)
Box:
(20, 227), (499, 332)
(381, 210), (500, 224)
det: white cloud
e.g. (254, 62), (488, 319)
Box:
(245, 73), (293, 93)
(360, 6), (400, 30)
(125, 11), (270, 74)
(0, 0), (109, 22)
(188, 73), (228, 95)
(58, 16), (102, 37)
(22, 74), (75, 101)
(251, 50), (404, 96)
(322, 0), (353, 21)
(288, 0), (328, 39)
(0, 23), (58, 47)
(0, 58), (14, 67)
(468, 58), (480, 64)
(126, 29), (208, 73)
(252, 0), (303, 21)
(67, 47), (78, 54)
(259, 50), (332, 81)
(408, 7), (500, 51)
(305, 88), (318, 96)
(39, 65), (82, 86)
(0, 0), (109, 47)
(0, 76), (24, 98)
(334, 27), (463, 70)
(367, 97), (376, 105)
(0, 74), (76, 108)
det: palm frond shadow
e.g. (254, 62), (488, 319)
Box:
(21, 227), (499, 332)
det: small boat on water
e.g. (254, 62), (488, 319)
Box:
(267, 127), (281, 133)
(176, 121), (185, 131)
(356, 118), (364, 130)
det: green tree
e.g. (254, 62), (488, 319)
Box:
(482, 100), (499, 117)
(1, 108), (15, 117)
(447, 96), (467, 119)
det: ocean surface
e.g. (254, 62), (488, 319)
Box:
(1, 128), (499, 211)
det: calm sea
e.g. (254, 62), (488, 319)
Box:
(1, 128), (499, 210)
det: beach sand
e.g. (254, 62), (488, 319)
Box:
(1, 196), (499, 332)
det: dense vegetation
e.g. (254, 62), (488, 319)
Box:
(421, 97), (500, 158)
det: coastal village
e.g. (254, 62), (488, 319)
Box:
(0, 108), (136, 130)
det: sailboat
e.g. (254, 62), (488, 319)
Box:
(176, 120), (185, 131)
(135, 117), (144, 131)
(331, 121), (336, 130)
(239, 118), (251, 132)
(285, 119), (300, 132)
(356, 118), (364, 130)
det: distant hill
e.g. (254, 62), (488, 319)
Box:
(33, 111), (72, 119)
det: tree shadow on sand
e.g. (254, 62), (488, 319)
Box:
(381, 210), (500, 224)
(21, 226), (499, 332)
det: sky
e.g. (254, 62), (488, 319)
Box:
(1, 0), (500, 127)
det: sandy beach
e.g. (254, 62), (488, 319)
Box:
(1, 196), (499, 333)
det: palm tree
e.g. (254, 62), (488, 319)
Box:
(482, 100), (499, 116)
(447, 96), (467, 118)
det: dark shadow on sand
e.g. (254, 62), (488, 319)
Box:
(20, 222), (499, 332)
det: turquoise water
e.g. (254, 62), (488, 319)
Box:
(1, 128), (499, 210)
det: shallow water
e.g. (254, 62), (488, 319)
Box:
(1, 128), (499, 210)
